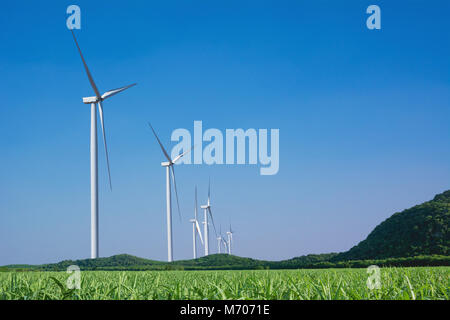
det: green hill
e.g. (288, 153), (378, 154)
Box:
(37, 254), (164, 271)
(0, 253), (346, 271)
(2, 190), (449, 271)
(334, 190), (450, 261)
(173, 254), (269, 269)
(3, 252), (448, 272)
(271, 253), (339, 268)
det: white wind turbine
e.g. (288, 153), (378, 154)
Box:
(216, 225), (223, 254)
(70, 30), (136, 259)
(189, 186), (204, 259)
(222, 235), (228, 254)
(149, 124), (192, 262)
(226, 223), (235, 255)
(200, 180), (217, 256)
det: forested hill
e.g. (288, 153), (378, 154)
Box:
(2, 190), (449, 270)
(334, 190), (450, 261)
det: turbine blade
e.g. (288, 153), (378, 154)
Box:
(172, 145), (194, 164)
(208, 207), (217, 236)
(148, 123), (171, 163)
(195, 220), (203, 245)
(101, 83), (137, 100)
(98, 102), (112, 190)
(170, 166), (181, 221)
(70, 30), (101, 99)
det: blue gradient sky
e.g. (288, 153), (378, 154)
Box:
(0, 1), (449, 265)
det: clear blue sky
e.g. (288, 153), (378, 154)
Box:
(0, 1), (449, 265)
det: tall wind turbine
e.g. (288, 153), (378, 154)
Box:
(149, 124), (192, 262)
(189, 186), (203, 259)
(70, 30), (136, 259)
(226, 223), (234, 255)
(201, 180), (216, 256)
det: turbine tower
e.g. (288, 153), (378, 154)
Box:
(222, 236), (228, 254)
(226, 223), (234, 255)
(70, 29), (136, 259)
(149, 124), (192, 262)
(201, 180), (216, 256)
(216, 226), (223, 254)
(189, 186), (203, 259)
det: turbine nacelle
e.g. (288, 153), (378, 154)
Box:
(83, 96), (100, 104)
(83, 83), (137, 104)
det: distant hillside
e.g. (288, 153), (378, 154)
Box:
(2, 190), (449, 271)
(34, 254), (272, 271)
(37, 254), (164, 271)
(335, 190), (450, 261)
(173, 254), (269, 269)
(272, 253), (338, 268)
(3, 253), (448, 272)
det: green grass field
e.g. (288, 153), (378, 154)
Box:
(1, 267), (449, 300)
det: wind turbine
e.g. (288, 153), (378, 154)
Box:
(149, 124), (192, 262)
(222, 236), (228, 254)
(216, 225), (223, 254)
(70, 29), (136, 259)
(226, 223), (234, 255)
(201, 180), (216, 256)
(189, 186), (204, 259)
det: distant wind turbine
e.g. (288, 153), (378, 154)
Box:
(190, 186), (204, 259)
(201, 179), (217, 256)
(70, 29), (136, 259)
(216, 225), (223, 254)
(149, 124), (192, 262)
(226, 223), (234, 255)
(222, 236), (228, 254)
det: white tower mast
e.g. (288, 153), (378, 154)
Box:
(201, 180), (216, 256)
(189, 186), (203, 259)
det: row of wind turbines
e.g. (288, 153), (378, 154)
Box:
(149, 124), (235, 261)
(70, 30), (235, 262)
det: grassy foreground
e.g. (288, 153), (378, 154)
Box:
(1, 267), (449, 300)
